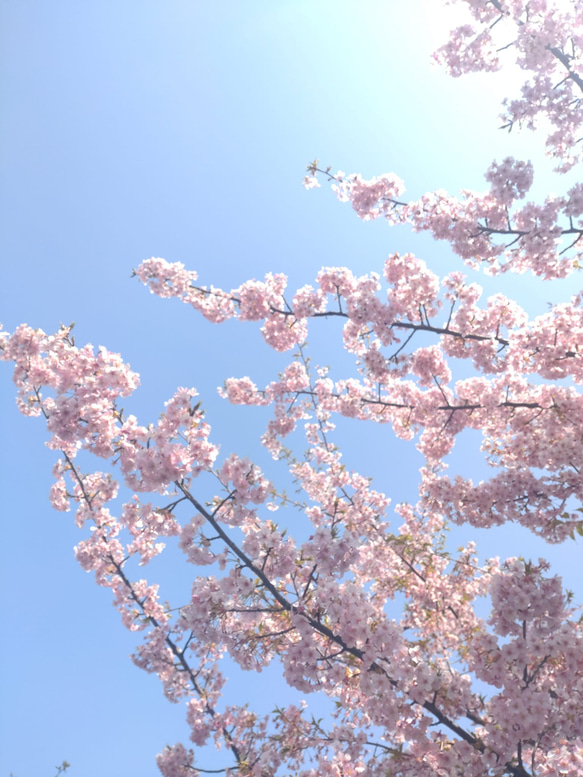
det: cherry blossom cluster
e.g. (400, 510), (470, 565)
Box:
(306, 158), (583, 278)
(0, 323), (219, 494)
(3, 311), (582, 776)
(433, 0), (583, 171)
(134, 251), (583, 541)
(0, 323), (139, 457)
(468, 558), (583, 769)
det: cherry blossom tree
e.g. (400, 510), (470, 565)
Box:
(2, 1), (583, 776)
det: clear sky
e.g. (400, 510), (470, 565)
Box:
(1, 2), (581, 776)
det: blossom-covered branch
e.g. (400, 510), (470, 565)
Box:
(434, 0), (583, 171)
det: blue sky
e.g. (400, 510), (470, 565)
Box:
(1, 2), (581, 776)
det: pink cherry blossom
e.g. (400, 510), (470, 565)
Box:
(2, 2), (583, 775)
